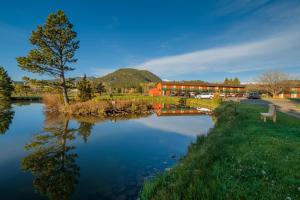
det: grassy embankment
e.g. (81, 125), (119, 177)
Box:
(12, 92), (219, 110)
(44, 93), (220, 117)
(11, 94), (42, 101)
(140, 102), (300, 200)
(289, 98), (300, 108)
(95, 94), (219, 110)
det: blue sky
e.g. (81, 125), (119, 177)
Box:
(0, 0), (299, 82)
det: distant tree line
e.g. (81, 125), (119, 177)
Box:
(247, 71), (298, 97)
(224, 78), (240, 86)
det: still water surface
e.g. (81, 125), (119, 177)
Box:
(0, 103), (213, 200)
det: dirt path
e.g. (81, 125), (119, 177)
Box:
(241, 98), (300, 119)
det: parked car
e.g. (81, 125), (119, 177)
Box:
(189, 92), (196, 97)
(196, 93), (214, 99)
(219, 93), (225, 98)
(247, 92), (261, 99)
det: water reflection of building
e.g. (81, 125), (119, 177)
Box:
(153, 104), (211, 116)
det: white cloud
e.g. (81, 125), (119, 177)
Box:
(89, 67), (115, 77)
(132, 29), (300, 78)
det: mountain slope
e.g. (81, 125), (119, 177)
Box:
(97, 68), (161, 88)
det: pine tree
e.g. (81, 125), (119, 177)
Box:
(92, 82), (106, 96)
(77, 75), (92, 101)
(0, 66), (14, 100)
(17, 10), (79, 105)
(233, 77), (240, 86)
(224, 78), (229, 85)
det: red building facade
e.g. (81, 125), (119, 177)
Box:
(149, 81), (246, 97)
(280, 86), (300, 99)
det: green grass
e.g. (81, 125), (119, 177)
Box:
(95, 94), (219, 110)
(140, 103), (300, 200)
(289, 98), (300, 108)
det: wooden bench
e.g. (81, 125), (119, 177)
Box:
(261, 104), (277, 122)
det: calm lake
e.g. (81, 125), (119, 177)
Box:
(0, 102), (214, 200)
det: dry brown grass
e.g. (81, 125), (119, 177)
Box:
(43, 93), (64, 112)
(63, 100), (110, 116)
(43, 95), (153, 117)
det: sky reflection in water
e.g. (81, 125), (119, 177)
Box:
(0, 103), (214, 200)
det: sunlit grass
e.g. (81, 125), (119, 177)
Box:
(140, 102), (300, 200)
(289, 98), (300, 108)
(94, 94), (219, 110)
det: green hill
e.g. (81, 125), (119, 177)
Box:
(97, 68), (161, 88)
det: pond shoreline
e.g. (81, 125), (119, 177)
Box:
(140, 102), (300, 199)
(43, 95), (218, 118)
(0, 101), (214, 200)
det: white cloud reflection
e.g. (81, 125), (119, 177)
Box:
(133, 115), (214, 137)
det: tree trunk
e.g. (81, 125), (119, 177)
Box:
(61, 74), (69, 105)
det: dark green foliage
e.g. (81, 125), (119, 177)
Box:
(77, 75), (92, 101)
(17, 10), (79, 105)
(0, 101), (14, 134)
(77, 122), (94, 143)
(233, 77), (240, 85)
(179, 98), (186, 105)
(0, 66), (14, 100)
(22, 119), (80, 200)
(140, 103), (300, 199)
(91, 81), (106, 96)
(97, 68), (161, 89)
(137, 85), (143, 94)
(224, 77), (240, 85)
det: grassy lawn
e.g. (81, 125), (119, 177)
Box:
(289, 98), (300, 108)
(95, 94), (220, 110)
(140, 103), (300, 199)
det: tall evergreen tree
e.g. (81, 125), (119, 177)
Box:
(0, 66), (14, 100)
(233, 77), (240, 86)
(77, 75), (92, 101)
(17, 10), (79, 105)
(92, 81), (106, 96)
(224, 78), (229, 85)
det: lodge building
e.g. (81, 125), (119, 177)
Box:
(149, 81), (246, 97)
(149, 81), (300, 98)
(280, 86), (300, 99)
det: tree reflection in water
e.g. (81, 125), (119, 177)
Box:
(77, 121), (94, 143)
(21, 112), (94, 200)
(0, 101), (14, 134)
(22, 111), (151, 200)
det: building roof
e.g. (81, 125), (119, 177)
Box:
(160, 81), (246, 88)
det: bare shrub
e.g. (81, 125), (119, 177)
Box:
(43, 93), (64, 112)
(63, 99), (152, 117)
